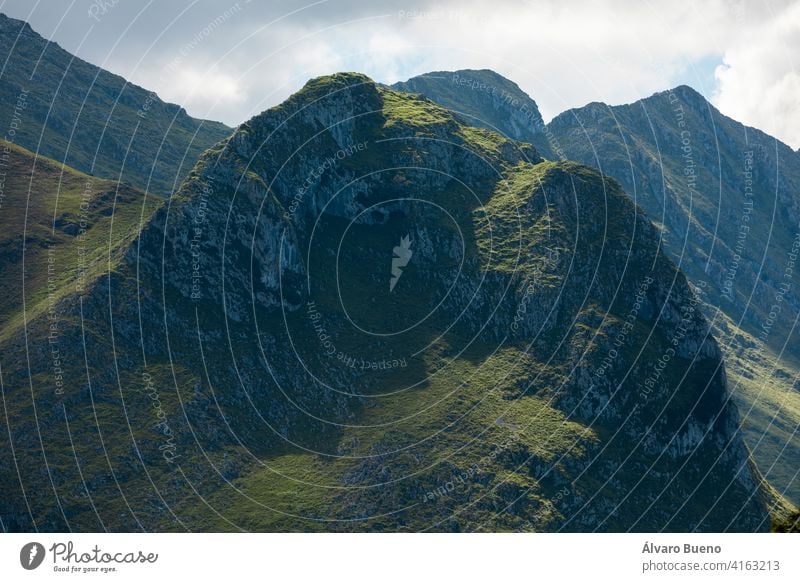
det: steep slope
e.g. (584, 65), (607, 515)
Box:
(547, 85), (800, 502)
(0, 74), (791, 532)
(0, 13), (232, 196)
(392, 69), (556, 158)
(0, 140), (161, 342)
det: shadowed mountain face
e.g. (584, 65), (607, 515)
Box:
(0, 13), (231, 196)
(1, 72), (790, 532)
(547, 86), (800, 504)
(0, 141), (160, 341)
(549, 85), (800, 346)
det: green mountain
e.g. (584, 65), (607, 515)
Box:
(0, 13), (232, 196)
(547, 86), (800, 504)
(1, 73), (793, 532)
(392, 70), (555, 158)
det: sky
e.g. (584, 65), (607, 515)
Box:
(1, 0), (798, 148)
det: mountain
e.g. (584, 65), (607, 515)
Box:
(392, 70), (555, 158)
(1, 73), (793, 532)
(547, 85), (800, 503)
(0, 13), (232, 196)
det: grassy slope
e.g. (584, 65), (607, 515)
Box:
(0, 141), (175, 531)
(0, 79), (588, 532)
(392, 69), (553, 157)
(196, 347), (594, 532)
(0, 140), (161, 342)
(712, 314), (800, 503)
(1, 75), (791, 532)
(165, 87), (593, 531)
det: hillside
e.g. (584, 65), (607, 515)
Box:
(394, 72), (800, 505)
(0, 140), (161, 343)
(0, 13), (232, 196)
(0, 73), (791, 532)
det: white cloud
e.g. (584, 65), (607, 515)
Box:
(161, 68), (247, 112)
(712, 1), (800, 148)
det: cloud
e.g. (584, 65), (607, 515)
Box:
(156, 68), (248, 112)
(712, 1), (800, 148)
(1, 0), (797, 147)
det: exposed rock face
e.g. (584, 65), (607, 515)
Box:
(397, 71), (800, 506)
(0, 73), (788, 532)
(549, 85), (800, 341)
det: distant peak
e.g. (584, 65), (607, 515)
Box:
(671, 84), (705, 99)
(390, 69), (550, 151)
(398, 69), (530, 94)
(666, 84), (709, 106)
(647, 84), (710, 110)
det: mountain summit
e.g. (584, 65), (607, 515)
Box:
(547, 83), (800, 502)
(395, 67), (800, 506)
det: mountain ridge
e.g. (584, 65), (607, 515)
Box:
(391, 68), (800, 505)
(0, 12), (232, 196)
(547, 80), (800, 504)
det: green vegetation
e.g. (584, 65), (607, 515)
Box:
(0, 141), (161, 342)
(714, 313), (800, 502)
(185, 347), (595, 532)
(380, 88), (458, 133)
(392, 69), (553, 156)
(547, 85), (800, 504)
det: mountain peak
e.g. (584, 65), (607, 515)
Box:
(261, 71), (382, 117)
(670, 83), (706, 101)
(391, 69), (553, 156)
(644, 84), (711, 113)
(0, 11), (231, 195)
(300, 71), (376, 94)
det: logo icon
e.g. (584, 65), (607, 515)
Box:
(20, 542), (45, 570)
(389, 235), (413, 293)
